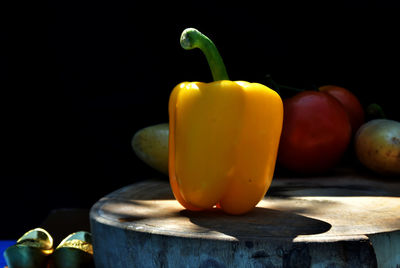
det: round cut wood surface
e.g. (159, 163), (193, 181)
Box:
(92, 172), (400, 243)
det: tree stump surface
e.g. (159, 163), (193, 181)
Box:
(90, 169), (400, 267)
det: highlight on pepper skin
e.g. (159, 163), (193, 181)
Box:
(169, 80), (283, 215)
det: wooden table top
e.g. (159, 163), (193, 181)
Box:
(91, 167), (400, 243)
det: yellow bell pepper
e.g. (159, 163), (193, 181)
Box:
(169, 28), (283, 215)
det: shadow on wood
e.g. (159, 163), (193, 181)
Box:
(181, 207), (331, 240)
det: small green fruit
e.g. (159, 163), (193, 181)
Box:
(51, 231), (94, 268)
(4, 228), (53, 268)
(132, 123), (169, 175)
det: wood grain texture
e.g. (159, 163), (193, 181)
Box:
(90, 169), (400, 267)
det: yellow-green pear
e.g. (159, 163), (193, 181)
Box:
(355, 119), (400, 175)
(132, 123), (169, 175)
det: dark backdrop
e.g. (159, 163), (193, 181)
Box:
(1, 1), (399, 238)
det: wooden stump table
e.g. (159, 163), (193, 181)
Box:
(90, 169), (400, 267)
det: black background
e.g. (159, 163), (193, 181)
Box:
(1, 1), (399, 238)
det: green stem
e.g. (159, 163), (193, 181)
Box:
(180, 28), (229, 81)
(265, 74), (281, 93)
(264, 75), (308, 94)
(366, 103), (386, 119)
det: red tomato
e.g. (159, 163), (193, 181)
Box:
(278, 91), (352, 173)
(319, 85), (365, 135)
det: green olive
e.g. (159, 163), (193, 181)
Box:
(355, 119), (400, 175)
(4, 228), (53, 268)
(131, 123), (169, 175)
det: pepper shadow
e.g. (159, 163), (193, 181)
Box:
(180, 207), (331, 241)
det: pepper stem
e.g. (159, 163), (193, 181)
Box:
(180, 28), (229, 81)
